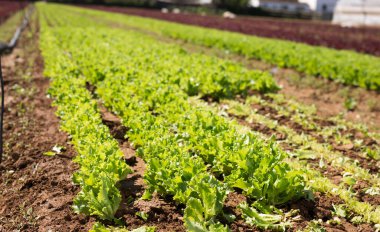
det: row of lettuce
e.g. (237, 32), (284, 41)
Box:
(39, 9), (132, 221)
(69, 5), (380, 91)
(40, 7), (157, 232)
(38, 3), (309, 231)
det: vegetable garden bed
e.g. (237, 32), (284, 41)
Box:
(1, 3), (379, 232)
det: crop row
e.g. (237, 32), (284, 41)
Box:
(255, 93), (380, 158)
(38, 3), (307, 230)
(40, 7), (159, 232)
(267, 93), (380, 138)
(68, 6), (380, 91)
(39, 8), (132, 222)
(86, 5), (380, 57)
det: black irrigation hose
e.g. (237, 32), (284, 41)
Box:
(0, 5), (32, 163)
(0, 57), (3, 163)
(0, 5), (33, 54)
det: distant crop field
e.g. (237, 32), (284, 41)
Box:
(87, 5), (380, 56)
(0, 1), (27, 24)
(81, 5), (380, 91)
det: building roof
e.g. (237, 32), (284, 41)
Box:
(336, 0), (380, 7)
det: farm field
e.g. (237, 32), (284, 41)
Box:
(0, 3), (380, 232)
(86, 5), (380, 56)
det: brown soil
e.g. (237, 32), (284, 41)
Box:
(287, 193), (374, 232)
(0, 15), (95, 231)
(223, 192), (254, 232)
(352, 181), (380, 206)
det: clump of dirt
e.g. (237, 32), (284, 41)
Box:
(352, 181), (380, 206)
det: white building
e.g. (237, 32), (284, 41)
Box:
(186, 0), (212, 4)
(159, 0), (212, 5)
(333, 0), (380, 26)
(249, 0), (311, 14)
(299, 0), (338, 14)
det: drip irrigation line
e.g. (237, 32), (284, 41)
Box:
(0, 3), (32, 163)
(0, 57), (3, 163)
(0, 4), (33, 54)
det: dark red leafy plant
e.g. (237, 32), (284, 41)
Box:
(0, 1), (28, 25)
